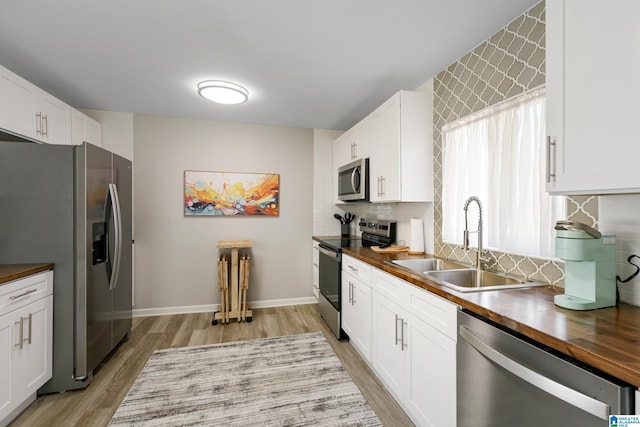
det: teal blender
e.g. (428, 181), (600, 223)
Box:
(554, 220), (617, 310)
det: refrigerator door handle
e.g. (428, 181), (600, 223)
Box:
(108, 183), (123, 290)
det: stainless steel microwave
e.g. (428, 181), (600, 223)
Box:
(338, 158), (369, 201)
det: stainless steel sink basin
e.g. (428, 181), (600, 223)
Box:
(423, 269), (546, 292)
(386, 258), (465, 273)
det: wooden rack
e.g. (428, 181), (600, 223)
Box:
(212, 239), (253, 325)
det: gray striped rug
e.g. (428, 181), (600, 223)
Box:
(109, 332), (382, 426)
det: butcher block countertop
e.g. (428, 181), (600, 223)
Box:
(341, 246), (640, 388)
(0, 263), (54, 285)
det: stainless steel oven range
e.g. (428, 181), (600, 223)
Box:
(317, 218), (396, 338)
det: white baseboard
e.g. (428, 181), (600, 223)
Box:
(132, 296), (318, 318)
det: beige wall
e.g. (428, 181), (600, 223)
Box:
(133, 115), (314, 314)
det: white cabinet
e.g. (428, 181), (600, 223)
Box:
(369, 89), (433, 202)
(0, 270), (53, 426)
(546, 0), (640, 194)
(312, 241), (319, 299)
(334, 117), (370, 168)
(370, 268), (457, 427)
(341, 255), (372, 362)
(0, 64), (71, 145)
(71, 108), (102, 146)
(332, 117), (370, 204)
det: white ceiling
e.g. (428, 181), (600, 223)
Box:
(0, 0), (539, 131)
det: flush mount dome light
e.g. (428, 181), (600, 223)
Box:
(197, 80), (249, 104)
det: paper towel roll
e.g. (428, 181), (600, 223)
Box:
(409, 218), (425, 254)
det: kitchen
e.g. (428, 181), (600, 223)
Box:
(1, 0), (640, 426)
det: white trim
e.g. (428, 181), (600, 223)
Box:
(132, 296), (318, 318)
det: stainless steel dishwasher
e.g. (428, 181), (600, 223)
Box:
(457, 310), (634, 426)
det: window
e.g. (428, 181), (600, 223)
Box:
(441, 88), (564, 258)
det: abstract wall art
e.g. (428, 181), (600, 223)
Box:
(184, 170), (280, 216)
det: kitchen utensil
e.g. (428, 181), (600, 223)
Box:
(334, 213), (344, 224)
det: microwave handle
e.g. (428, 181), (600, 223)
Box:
(350, 167), (360, 193)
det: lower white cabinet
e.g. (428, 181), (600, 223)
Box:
(341, 270), (372, 363)
(341, 254), (373, 362)
(370, 268), (457, 427)
(0, 270), (53, 425)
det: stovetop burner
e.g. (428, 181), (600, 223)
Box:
(317, 218), (397, 252)
(318, 238), (363, 252)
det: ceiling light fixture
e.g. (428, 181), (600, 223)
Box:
(197, 80), (249, 105)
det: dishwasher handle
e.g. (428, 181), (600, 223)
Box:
(459, 325), (610, 420)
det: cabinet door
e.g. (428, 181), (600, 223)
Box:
(370, 94), (400, 202)
(371, 291), (406, 399)
(36, 92), (71, 145)
(351, 117), (370, 160)
(341, 274), (356, 338)
(546, 0), (640, 194)
(72, 109), (102, 146)
(405, 312), (456, 427)
(352, 280), (372, 363)
(0, 67), (37, 140)
(0, 313), (12, 420)
(12, 295), (53, 402)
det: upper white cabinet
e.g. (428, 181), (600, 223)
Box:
(333, 117), (370, 204)
(546, 0), (640, 194)
(0, 64), (71, 145)
(71, 108), (102, 146)
(369, 89), (433, 202)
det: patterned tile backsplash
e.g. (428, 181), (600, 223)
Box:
(432, 0), (598, 287)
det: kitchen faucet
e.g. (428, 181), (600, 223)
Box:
(463, 196), (486, 269)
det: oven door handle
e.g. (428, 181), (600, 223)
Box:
(318, 244), (340, 259)
(459, 325), (610, 420)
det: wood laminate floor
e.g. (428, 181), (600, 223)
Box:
(10, 304), (414, 427)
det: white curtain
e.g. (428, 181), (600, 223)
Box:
(441, 88), (564, 258)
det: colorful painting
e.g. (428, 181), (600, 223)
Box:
(184, 170), (279, 216)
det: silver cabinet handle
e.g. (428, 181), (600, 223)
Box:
(25, 313), (32, 345)
(14, 318), (24, 349)
(348, 264), (358, 272)
(36, 112), (42, 135)
(401, 319), (407, 351)
(459, 325), (610, 420)
(546, 136), (556, 183)
(9, 288), (37, 301)
(380, 176), (385, 196)
(42, 113), (48, 137)
(351, 283), (356, 305)
(395, 314), (402, 346)
(353, 143), (357, 159)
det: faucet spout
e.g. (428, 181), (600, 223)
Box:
(463, 196), (484, 269)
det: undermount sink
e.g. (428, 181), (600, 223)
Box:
(386, 258), (465, 273)
(423, 269), (547, 293)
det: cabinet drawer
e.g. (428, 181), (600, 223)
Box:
(342, 254), (371, 283)
(372, 269), (407, 306)
(407, 286), (458, 341)
(0, 271), (53, 315)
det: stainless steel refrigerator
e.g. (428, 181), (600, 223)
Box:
(0, 141), (132, 393)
